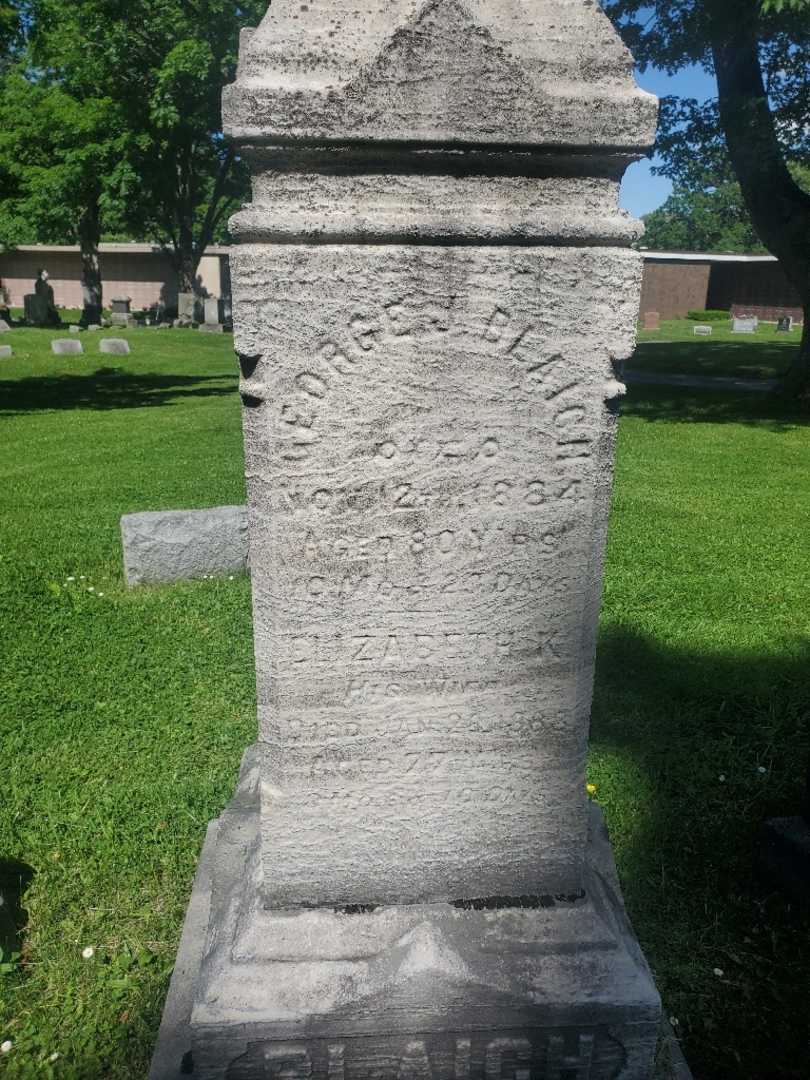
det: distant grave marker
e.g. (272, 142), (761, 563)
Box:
(51, 339), (83, 355)
(733, 316), (757, 334)
(693, 325), (712, 336)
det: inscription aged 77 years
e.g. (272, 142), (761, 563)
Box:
(226, 1029), (625, 1080)
(233, 245), (640, 909)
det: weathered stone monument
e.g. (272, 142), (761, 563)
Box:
(200, 297), (225, 333)
(110, 297), (138, 328)
(151, 2), (661, 1077)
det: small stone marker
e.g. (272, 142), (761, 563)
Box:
(693, 324), (712, 336)
(121, 506), (248, 586)
(200, 296), (225, 333)
(87, 324), (102, 332)
(777, 316), (793, 333)
(0, 345), (12, 359)
(69, 324), (82, 334)
(733, 316), (757, 333)
(152, 3), (662, 1078)
(51, 338), (83, 355)
(0, 319), (10, 332)
(100, 338), (131, 355)
(643, 310), (660, 330)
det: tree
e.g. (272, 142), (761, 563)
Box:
(641, 182), (767, 253)
(0, 67), (135, 320)
(605, 0), (810, 395)
(27, 0), (266, 296)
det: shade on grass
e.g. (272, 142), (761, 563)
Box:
(633, 317), (800, 380)
(1, 328), (809, 1079)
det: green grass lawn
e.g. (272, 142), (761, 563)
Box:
(633, 317), (802, 380)
(1, 328), (809, 1079)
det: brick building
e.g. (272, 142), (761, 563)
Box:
(1, 244), (804, 324)
(639, 251), (804, 322)
(0, 243), (230, 311)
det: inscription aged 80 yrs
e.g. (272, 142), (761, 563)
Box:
(226, 1029), (626, 1080)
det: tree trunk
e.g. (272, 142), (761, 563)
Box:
(783, 305), (810, 399)
(78, 198), (102, 326)
(710, 5), (810, 397)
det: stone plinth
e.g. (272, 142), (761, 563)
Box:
(152, 2), (661, 1077)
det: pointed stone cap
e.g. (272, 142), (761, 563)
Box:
(224, 0), (657, 151)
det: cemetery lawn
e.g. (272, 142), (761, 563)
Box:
(1, 328), (809, 1079)
(633, 317), (800, 381)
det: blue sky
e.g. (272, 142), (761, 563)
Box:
(619, 64), (718, 218)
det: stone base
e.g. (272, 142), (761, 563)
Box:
(151, 750), (662, 1080)
(121, 506), (249, 587)
(199, 323), (225, 334)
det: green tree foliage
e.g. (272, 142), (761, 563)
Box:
(26, 0), (267, 293)
(641, 183), (767, 253)
(605, 0), (810, 394)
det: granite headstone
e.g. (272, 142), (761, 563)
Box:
(51, 339), (83, 355)
(152, 3), (662, 1078)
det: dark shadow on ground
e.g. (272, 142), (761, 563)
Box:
(0, 369), (236, 414)
(591, 625), (810, 1080)
(621, 382), (809, 430)
(633, 340), (796, 381)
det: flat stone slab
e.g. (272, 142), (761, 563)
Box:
(121, 505), (249, 587)
(199, 323), (224, 333)
(51, 338), (83, 355)
(0, 345), (12, 359)
(100, 338), (131, 355)
(0, 319), (10, 332)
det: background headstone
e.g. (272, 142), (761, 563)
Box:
(733, 316), (757, 333)
(0, 345), (12, 359)
(0, 318), (10, 332)
(693, 324), (712, 336)
(776, 316), (793, 332)
(51, 339), (83, 355)
(121, 506), (249, 587)
(24, 293), (49, 326)
(153, 2), (662, 1078)
(100, 338), (131, 355)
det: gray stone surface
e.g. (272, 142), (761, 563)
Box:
(0, 345), (12, 359)
(121, 505), (249, 587)
(693, 325), (712, 335)
(100, 337), (131, 355)
(156, 753), (662, 1080)
(0, 318), (10, 332)
(204, 298), (222, 324)
(51, 338), (83, 355)
(87, 323), (102, 332)
(199, 322), (224, 333)
(732, 316), (757, 333)
(153, 2), (662, 1077)
(69, 324), (82, 334)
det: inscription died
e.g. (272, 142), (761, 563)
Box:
(269, 302), (595, 464)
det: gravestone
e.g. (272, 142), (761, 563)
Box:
(178, 292), (202, 324)
(643, 311), (660, 330)
(24, 293), (50, 326)
(121, 506), (249, 586)
(732, 316), (757, 333)
(693, 325), (712, 336)
(200, 297), (225, 333)
(100, 338), (131, 355)
(69, 324), (82, 334)
(111, 298), (138, 329)
(0, 345), (12, 359)
(51, 338), (83, 355)
(151, 3), (661, 1078)
(776, 316), (793, 333)
(0, 319), (10, 332)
